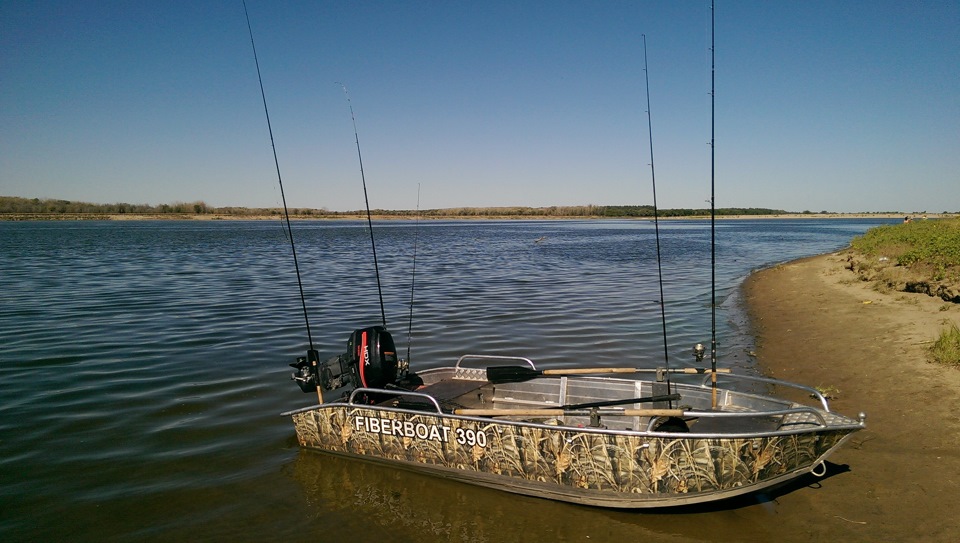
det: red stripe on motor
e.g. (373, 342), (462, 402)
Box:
(358, 331), (368, 387)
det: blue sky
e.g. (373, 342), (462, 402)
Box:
(2, 1), (958, 213)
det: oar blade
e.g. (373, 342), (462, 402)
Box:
(485, 365), (543, 384)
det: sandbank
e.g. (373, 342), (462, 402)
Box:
(738, 250), (960, 541)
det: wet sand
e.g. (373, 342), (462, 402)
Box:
(739, 251), (960, 541)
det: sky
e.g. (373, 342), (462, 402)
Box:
(1, 1), (958, 214)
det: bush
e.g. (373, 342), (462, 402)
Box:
(851, 218), (960, 282)
(930, 324), (960, 367)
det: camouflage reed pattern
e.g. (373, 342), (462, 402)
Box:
(291, 406), (849, 497)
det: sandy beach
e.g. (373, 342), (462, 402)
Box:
(739, 250), (960, 541)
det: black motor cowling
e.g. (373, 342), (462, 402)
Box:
(290, 326), (399, 393)
(345, 326), (399, 389)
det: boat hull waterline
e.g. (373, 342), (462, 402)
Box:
(284, 362), (864, 508)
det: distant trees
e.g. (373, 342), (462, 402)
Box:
(0, 196), (214, 215)
(600, 206), (788, 218)
(0, 195), (804, 219)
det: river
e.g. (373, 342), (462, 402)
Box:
(0, 217), (894, 542)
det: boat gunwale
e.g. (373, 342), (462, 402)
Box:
(282, 400), (865, 441)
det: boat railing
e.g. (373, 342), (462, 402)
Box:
(347, 387), (445, 414)
(455, 354), (536, 369)
(453, 354), (536, 381)
(695, 372), (832, 411)
(642, 406), (830, 433)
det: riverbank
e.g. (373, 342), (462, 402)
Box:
(740, 251), (960, 541)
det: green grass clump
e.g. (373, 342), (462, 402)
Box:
(930, 324), (960, 367)
(851, 217), (960, 282)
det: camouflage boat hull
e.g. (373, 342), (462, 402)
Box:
(286, 376), (862, 508)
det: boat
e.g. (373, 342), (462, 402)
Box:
(282, 330), (864, 508)
(272, 2), (865, 509)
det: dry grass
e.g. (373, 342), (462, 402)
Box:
(930, 324), (960, 367)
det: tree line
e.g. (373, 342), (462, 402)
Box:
(0, 196), (796, 218)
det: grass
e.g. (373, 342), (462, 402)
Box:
(849, 219), (960, 368)
(930, 324), (960, 367)
(851, 217), (960, 282)
(812, 384), (841, 400)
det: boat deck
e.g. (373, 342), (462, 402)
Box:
(482, 380), (787, 433)
(392, 378), (494, 412)
(371, 368), (854, 436)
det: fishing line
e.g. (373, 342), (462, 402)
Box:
(242, 0), (314, 352)
(337, 83), (387, 328)
(709, 0), (719, 408)
(406, 183), (421, 365)
(641, 34), (673, 401)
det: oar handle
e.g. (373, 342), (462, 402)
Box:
(454, 408), (686, 417)
(542, 368), (637, 375)
(621, 409), (687, 417)
(542, 367), (731, 376)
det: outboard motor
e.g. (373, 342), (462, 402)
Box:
(291, 326), (399, 394)
(345, 326), (399, 388)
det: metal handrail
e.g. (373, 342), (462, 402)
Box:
(697, 372), (832, 411)
(347, 387), (444, 414)
(638, 406), (830, 431)
(455, 354), (536, 370)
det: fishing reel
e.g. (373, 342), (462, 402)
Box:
(291, 326), (400, 394)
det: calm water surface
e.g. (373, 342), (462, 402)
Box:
(0, 218), (893, 542)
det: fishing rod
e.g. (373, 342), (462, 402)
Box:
(406, 183), (421, 365)
(338, 83), (388, 328)
(709, 0), (718, 408)
(641, 34), (674, 405)
(242, 0), (322, 403)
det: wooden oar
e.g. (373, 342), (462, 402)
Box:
(562, 393), (680, 410)
(485, 365), (730, 384)
(454, 408), (686, 417)
(453, 393), (682, 417)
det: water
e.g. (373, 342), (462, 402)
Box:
(0, 218), (892, 542)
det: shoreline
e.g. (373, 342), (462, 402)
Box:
(738, 250), (960, 541)
(0, 212), (942, 222)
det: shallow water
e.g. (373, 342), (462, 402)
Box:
(0, 218), (892, 542)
